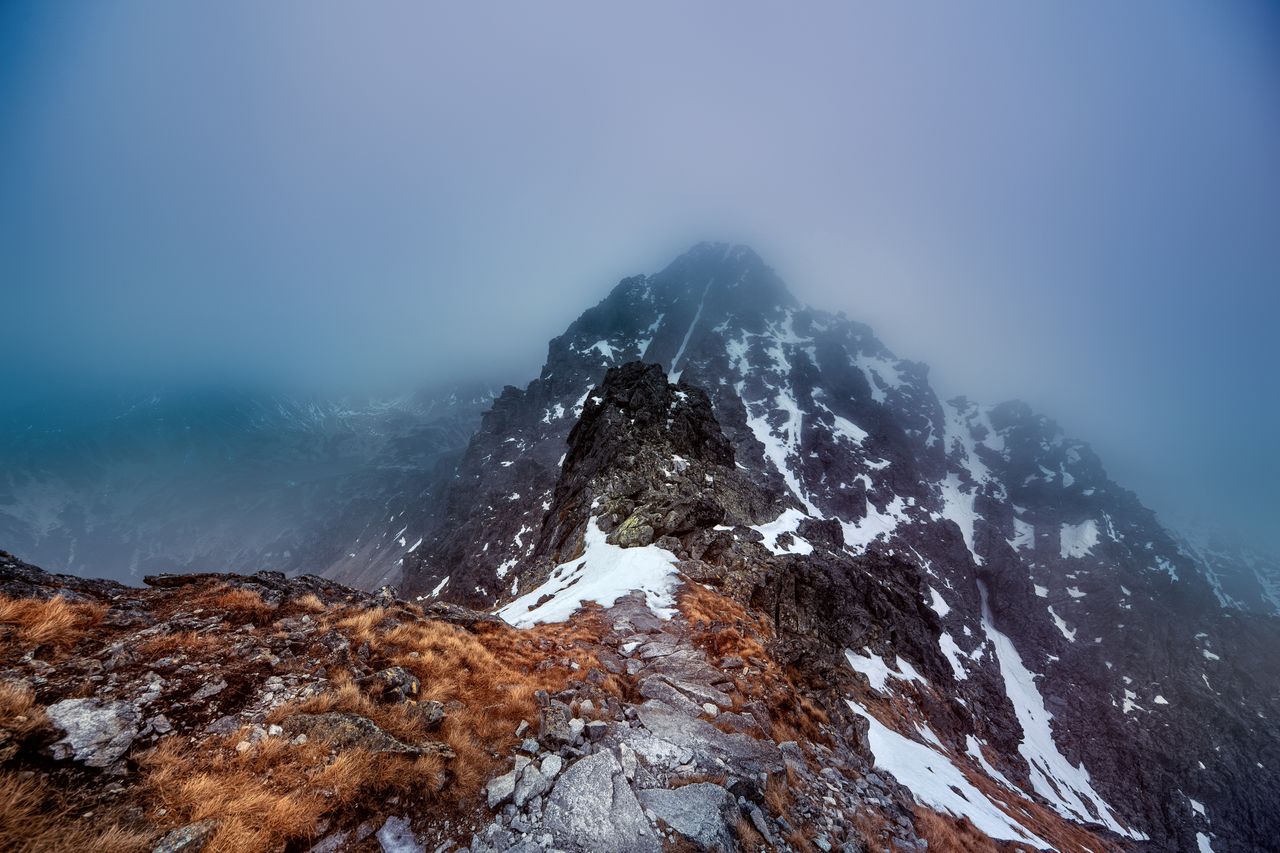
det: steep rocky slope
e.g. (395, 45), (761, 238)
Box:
(406, 244), (1279, 852)
(0, 366), (1133, 852)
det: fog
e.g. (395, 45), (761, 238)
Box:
(2, 1), (1277, 546)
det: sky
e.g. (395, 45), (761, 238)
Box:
(1, 2), (1277, 544)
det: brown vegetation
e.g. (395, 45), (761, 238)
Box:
(187, 585), (277, 624)
(128, 596), (623, 852)
(912, 807), (1022, 853)
(678, 583), (830, 744)
(0, 681), (47, 762)
(0, 770), (149, 853)
(0, 595), (105, 654)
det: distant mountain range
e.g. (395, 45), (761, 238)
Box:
(0, 383), (495, 588)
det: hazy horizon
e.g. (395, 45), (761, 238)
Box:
(3, 2), (1278, 550)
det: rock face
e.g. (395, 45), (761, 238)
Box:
(405, 243), (1280, 852)
(541, 750), (661, 853)
(46, 697), (141, 767)
(638, 783), (739, 851)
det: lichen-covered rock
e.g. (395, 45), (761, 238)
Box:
(46, 697), (140, 767)
(151, 819), (218, 853)
(638, 783), (738, 851)
(542, 750), (659, 853)
(281, 712), (453, 758)
(361, 666), (421, 703)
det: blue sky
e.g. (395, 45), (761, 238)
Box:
(1, 2), (1277, 544)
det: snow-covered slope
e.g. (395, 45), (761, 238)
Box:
(406, 243), (1280, 852)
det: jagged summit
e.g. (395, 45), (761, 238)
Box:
(529, 361), (776, 567)
(400, 245), (1280, 852)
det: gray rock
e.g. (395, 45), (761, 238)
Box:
(190, 678), (227, 702)
(487, 768), (519, 808)
(614, 701), (782, 777)
(204, 714), (239, 736)
(513, 763), (550, 808)
(306, 831), (350, 853)
(282, 712), (453, 758)
(638, 783), (738, 851)
(539, 705), (572, 747)
(46, 697), (140, 767)
(619, 743), (638, 781)
(540, 753), (564, 779)
(585, 720), (608, 742)
(151, 819), (218, 853)
(663, 677), (733, 709)
(542, 751), (659, 852)
(638, 676), (704, 717)
(747, 805), (776, 847)
(376, 815), (424, 852)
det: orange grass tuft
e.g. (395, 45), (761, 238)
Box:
(0, 595), (106, 654)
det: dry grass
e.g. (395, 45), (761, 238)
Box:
(292, 593), (326, 613)
(0, 770), (149, 853)
(0, 595), (106, 654)
(142, 730), (446, 853)
(133, 597), (623, 852)
(0, 681), (47, 761)
(678, 584), (830, 745)
(763, 771), (793, 815)
(668, 772), (729, 788)
(134, 630), (222, 659)
(335, 606), (388, 644)
(733, 815), (767, 850)
(913, 807), (1012, 852)
(188, 586), (276, 624)
(953, 768), (1119, 853)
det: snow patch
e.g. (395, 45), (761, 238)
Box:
(1048, 607), (1076, 642)
(497, 519), (678, 628)
(846, 700), (1050, 846)
(752, 508), (814, 556)
(840, 496), (910, 553)
(979, 583), (1144, 839)
(844, 649), (924, 693)
(1011, 518), (1035, 551)
(1059, 520), (1100, 558)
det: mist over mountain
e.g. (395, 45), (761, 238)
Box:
(1, 4), (1277, 852)
(3, 243), (1277, 853)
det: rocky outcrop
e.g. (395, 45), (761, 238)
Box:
(403, 243), (1279, 851)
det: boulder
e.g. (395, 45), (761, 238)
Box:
(542, 751), (659, 852)
(638, 783), (739, 851)
(281, 713), (453, 758)
(46, 697), (140, 767)
(538, 704), (572, 747)
(375, 815), (424, 853)
(361, 666), (420, 703)
(512, 762), (550, 808)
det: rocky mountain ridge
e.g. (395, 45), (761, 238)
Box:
(1, 243), (1276, 852)
(0, 363), (1147, 853)
(405, 244), (1279, 852)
